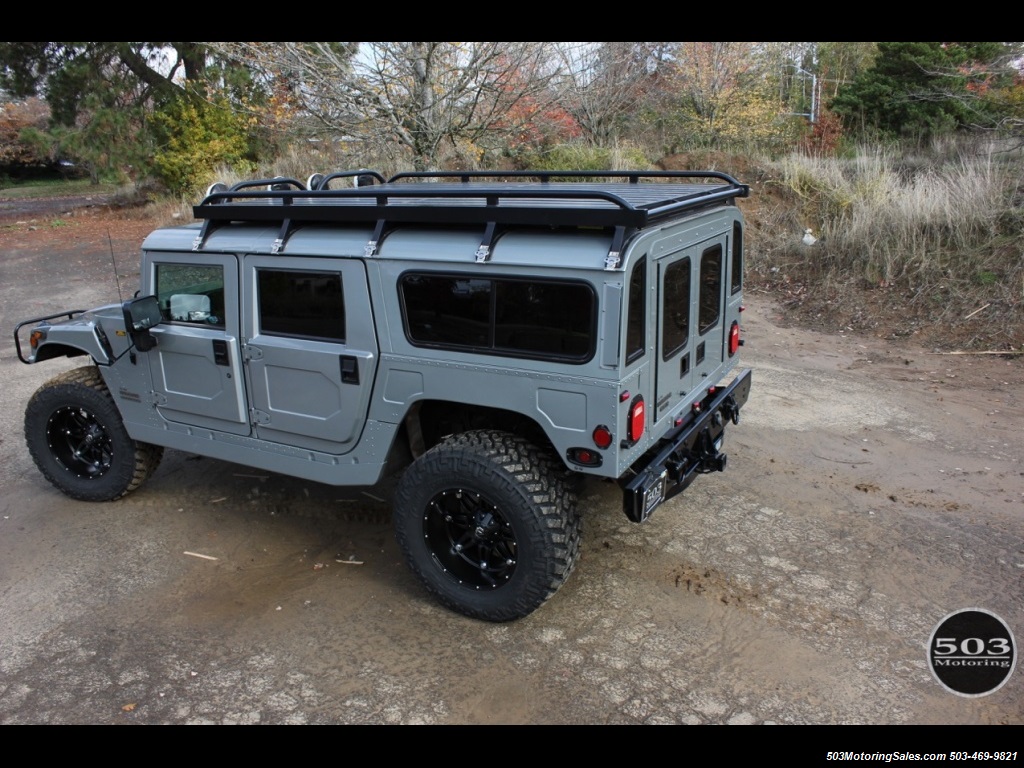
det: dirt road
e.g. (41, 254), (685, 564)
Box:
(0, 208), (1021, 725)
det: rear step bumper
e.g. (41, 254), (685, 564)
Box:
(621, 368), (752, 523)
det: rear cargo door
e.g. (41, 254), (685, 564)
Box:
(654, 236), (727, 429)
(692, 239), (728, 385)
(241, 256), (378, 455)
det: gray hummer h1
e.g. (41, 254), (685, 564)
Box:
(15, 169), (752, 621)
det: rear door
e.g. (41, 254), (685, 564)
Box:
(241, 256), (378, 455)
(654, 236), (727, 430)
(654, 250), (695, 427)
(693, 240), (728, 384)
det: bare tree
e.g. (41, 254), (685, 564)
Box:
(206, 42), (360, 132)
(548, 42), (661, 147)
(670, 42), (763, 141)
(815, 42), (878, 100)
(211, 42), (558, 171)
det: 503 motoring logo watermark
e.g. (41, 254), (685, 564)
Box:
(928, 609), (1017, 697)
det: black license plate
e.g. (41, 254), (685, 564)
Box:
(642, 470), (668, 520)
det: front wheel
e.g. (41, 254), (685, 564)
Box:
(24, 366), (163, 501)
(392, 430), (580, 622)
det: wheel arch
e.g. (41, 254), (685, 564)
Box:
(28, 322), (112, 365)
(31, 342), (93, 364)
(402, 398), (556, 460)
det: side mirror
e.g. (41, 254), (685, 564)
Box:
(123, 295), (162, 352)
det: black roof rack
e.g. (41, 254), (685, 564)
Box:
(194, 170), (747, 229)
(189, 170), (749, 263)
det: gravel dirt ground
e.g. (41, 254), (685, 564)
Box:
(0, 200), (1021, 726)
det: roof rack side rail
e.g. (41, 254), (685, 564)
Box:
(198, 186), (640, 211)
(648, 188), (752, 221)
(387, 169), (747, 190)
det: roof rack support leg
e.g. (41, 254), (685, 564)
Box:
(365, 220), (387, 257)
(192, 219), (221, 252)
(475, 222), (497, 263)
(271, 219), (294, 255)
(605, 226), (627, 270)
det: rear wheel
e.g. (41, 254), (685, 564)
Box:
(24, 366), (163, 501)
(393, 430), (580, 622)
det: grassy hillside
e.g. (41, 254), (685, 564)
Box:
(663, 147), (1023, 352)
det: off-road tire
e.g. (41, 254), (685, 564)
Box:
(24, 366), (163, 502)
(392, 430), (581, 622)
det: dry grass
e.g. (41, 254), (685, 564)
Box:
(774, 148), (1012, 281)
(747, 144), (1024, 350)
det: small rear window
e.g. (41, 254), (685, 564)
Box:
(625, 258), (646, 365)
(731, 222), (743, 295)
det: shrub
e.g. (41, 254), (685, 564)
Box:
(152, 94), (258, 197)
(517, 143), (651, 172)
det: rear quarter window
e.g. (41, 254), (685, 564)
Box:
(401, 273), (595, 363)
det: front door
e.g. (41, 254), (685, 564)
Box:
(148, 254), (250, 435)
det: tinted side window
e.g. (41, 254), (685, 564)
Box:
(402, 275), (491, 347)
(494, 281), (592, 358)
(731, 222), (743, 295)
(662, 257), (691, 360)
(625, 258), (646, 365)
(155, 263), (225, 327)
(257, 269), (345, 342)
(699, 245), (723, 335)
(402, 274), (594, 363)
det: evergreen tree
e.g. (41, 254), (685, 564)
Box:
(830, 42), (1016, 142)
(0, 43), (262, 187)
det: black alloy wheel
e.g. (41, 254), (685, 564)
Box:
(423, 488), (517, 589)
(46, 405), (115, 480)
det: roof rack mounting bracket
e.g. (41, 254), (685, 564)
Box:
(192, 219), (220, 252)
(475, 222), (498, 263)
(365, 220), (387, 257)
(271, 219), (294, 255)
(604, 226), (628, 270)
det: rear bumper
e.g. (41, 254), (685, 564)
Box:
(621, 368), (752, 522)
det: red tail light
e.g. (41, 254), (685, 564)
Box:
(628, 396), (645, 443)
(729, 321), (741, 357)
